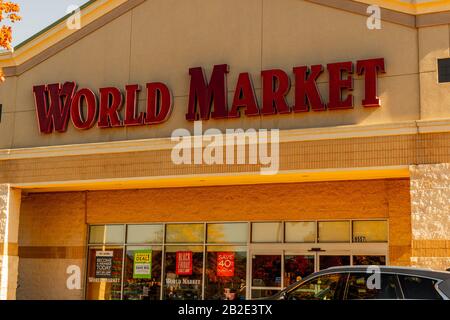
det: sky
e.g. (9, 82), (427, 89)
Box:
(9, 0), (90, 47)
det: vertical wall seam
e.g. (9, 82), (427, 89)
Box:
(259, 0), (264, 130)
(126, 7), (134, 141)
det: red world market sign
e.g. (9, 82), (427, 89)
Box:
(32, 58), (385, 134)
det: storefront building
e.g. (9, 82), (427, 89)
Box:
(0, 0), (449, 300)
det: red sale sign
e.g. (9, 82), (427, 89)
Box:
(217, 252), (235, 277)
(176, 251), (193, 275)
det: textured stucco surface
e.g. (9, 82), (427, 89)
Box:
(0, 185), (7, 244)
(0, 185), (21, 300)
(410, 257), (450, 271)
(410, 164), (450, 270)
(410, 164), (450, 240)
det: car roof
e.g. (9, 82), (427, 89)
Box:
(318, 265), (450, 280)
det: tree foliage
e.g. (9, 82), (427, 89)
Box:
(0, 0), (21, 50)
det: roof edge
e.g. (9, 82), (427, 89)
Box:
(13, 0), (97, 51)
(0, 0), (133, 70)
(1, 0), (450, 76)
(353, 0), (450, 15)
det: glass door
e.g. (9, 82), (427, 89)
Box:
(283, 253), (315, 287)
(250, 253), (282, 298)
(317, 252), (351, 270)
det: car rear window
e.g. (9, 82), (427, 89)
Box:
(398, 275), (443, 300)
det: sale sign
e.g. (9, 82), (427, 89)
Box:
(95, 251), (113, 278)
(217, 252), (235, 277)
(176, 251), (193, 275)
(133, 250), (152, 279)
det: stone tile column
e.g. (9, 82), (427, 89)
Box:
(410, 164), (450, 271)
(0, 184), (21, 300)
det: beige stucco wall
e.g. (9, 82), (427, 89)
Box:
(419, 24), (450, 120)
(16, 192), (87, 300)
(0, 185), (21, 300)
(0, 0), (428, 149)
(410, 164), (450, 271)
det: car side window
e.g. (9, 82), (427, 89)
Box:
(287, 273), (343, 300)
(345, 273), (401, 300)
(398, 275), (443, 300)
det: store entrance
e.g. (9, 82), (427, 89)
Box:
(249, 246), (387, 299)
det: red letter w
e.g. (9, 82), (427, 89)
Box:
(33, 82), (76, 133)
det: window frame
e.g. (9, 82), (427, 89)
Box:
(317, 220), (351, 243)
(351, 220), (388, 243)
(437, 57), (450, 84)
(250, 221), (283, 243)
(284, 221), (316, 243)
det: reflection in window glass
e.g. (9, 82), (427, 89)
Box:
(346, 274), (400, 299)
(127, 224), (163, 244)
(398, 276), (443, 300)
(207, 223), (248, 243)
(284, 255), (315, 286)
(352, 255), (386, 266)
(251, 289), (280, 299)
(89, 225), (125, 244)
(165, 224), (204, 243)
(251, 222), (282, 243)
(318, 221), (350, 243)
(288, 273), (342, 300)
(86, 247), (123, 300)
(251, 255), (282, 287)
(205, 246), (247, 300)
(123, 246), (162, 300)
(285, 222), (316, 243)
(163, 246), (203, 300)
(319, 255), (350, 270)
(352, 221), (388, 243)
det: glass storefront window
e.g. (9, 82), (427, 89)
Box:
(251, 289), (280, 299)
(285, 222), (316, 243)
(89, 225), (125, 244)
(165, 224), (204, 243)
(251, 222), (282, 243)
(319, 255), (350, 270)
(251, 254), (282, 287)
(127, 224), (163, 244)
(86, 247), (123, 300)
(205, 246), (247, 300)
(163, 245), (203, 300)
(85, 220), (388, 300)
(123, 246), (162, 300)
(318, 221), (350, 243)
(284, 255), (315, 286)
(207, 223), (248, 243)
(352, 220), (388, 243)
(352, 255), (386, 266)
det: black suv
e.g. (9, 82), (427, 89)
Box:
(264, 266), (450, 300)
